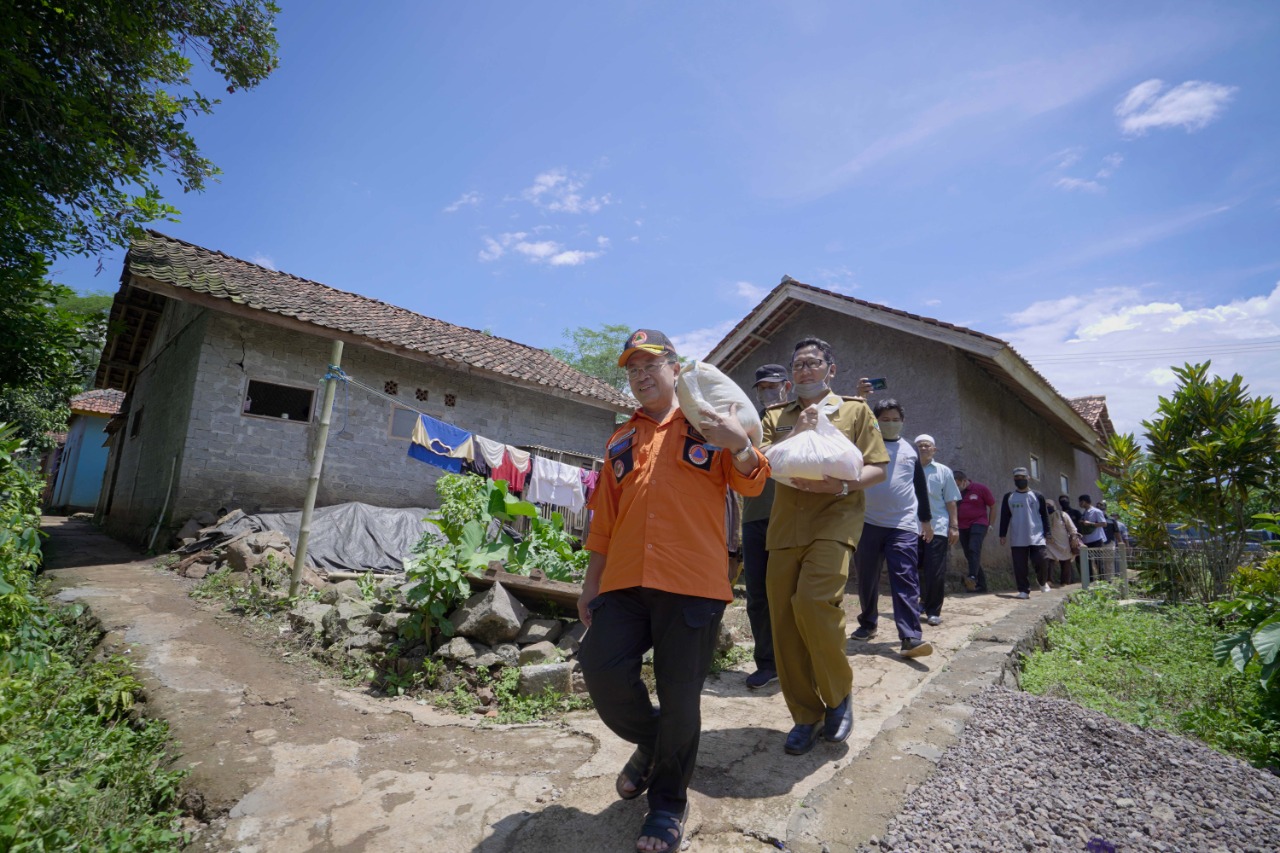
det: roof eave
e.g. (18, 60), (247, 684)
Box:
(127, 274), (633, 415)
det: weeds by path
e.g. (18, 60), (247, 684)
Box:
(1021, 586), (1280, 770)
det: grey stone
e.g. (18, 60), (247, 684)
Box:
(319, 580), (364, 604)
(321, 599), (373, 642)
(288, 601), (333, 636)
(494, 643), (520, 666)
(176, 518), (202, 543)
(716, 620), (734, 656)
(225, 539), (256, 574)
(246, 530), (291, 553)
(343, 631), (384, 653)
(515, 618), (564, 645)
(192, 510), (217, 526)
(449, 583), (529, 646)
(556, 621), (587, 655)
(518, 662), (573, 697)
(379, 610), (414, 634)
(436, 636), (486, 665)
(518, 640), (560, 665)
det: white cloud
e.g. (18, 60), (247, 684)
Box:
(548, 250), (600, 266)
(998, 282), (1280, 435)
(596, 236), (611, 249)
(443, 191), (482, 213)
(1055, 176), (1105, 194)
(734, 281), (770, 303)
(925, 299), (942, 307)
(522, 168), (611, 214)
(1096, 153), (1123, 178)
(669, 320), (740, 362)
(1115, 79), (1237, 135)
(477, 231), (603, 267)
(1053, 147), (1084, 169)
(250, 253), (277, 270)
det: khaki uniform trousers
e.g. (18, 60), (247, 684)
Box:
(766, 538), (853, 725)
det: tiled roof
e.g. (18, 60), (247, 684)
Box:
(706, 277), (1107, 453)
(69, 389), (126, 416)
(124, 231), (632, 411)
(1068, 395), (1116, 440)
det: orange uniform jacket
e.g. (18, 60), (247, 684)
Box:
(584, 407), (769, 602)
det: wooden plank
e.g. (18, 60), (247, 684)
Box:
(467, 564), (583, 610)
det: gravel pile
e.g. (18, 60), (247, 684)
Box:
(859, 687), (1280, 852)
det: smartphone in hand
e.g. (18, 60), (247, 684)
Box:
(868, 377), (888, 391)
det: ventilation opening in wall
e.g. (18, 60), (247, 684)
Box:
(243, 380), (315, 422)
(415, 388), (429, 402)
(444, 393), (457, 407)
(385, 380), (398, 395)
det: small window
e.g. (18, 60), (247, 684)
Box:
(385, 380), (398, 395)
(445, 393), (457, 407)
(1060, 474), (1070, 496)
(1029, 455), (1040, 480)
(129, 407), (144, 438)
(415, 388), (429, 402)
(389, 406), (418, 440)
(242, 380), (314, 423)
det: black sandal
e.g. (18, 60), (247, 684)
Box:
(636, 805), (686, 852)
(615, 747), (656, 800)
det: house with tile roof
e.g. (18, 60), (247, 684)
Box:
(93, 231), (632, 543)
(707, 277), (1111, 577)
(45, 389), (127, 513)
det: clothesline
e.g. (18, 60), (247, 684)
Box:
(319, 364), (599, 512)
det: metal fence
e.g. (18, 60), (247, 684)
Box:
(1086, 544), (1261, 604)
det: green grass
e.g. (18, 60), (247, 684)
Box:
(1021, 586), (1280, 770)
(0, 602), (186, 851)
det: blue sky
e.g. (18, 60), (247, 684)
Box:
(55, 1), (1280, 435)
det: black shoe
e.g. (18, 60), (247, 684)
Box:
(900, 637), (933, 658)
(746, 669), (778, 689)
(823, 694), (853, 742)
(784, 722), (822, 755)
(850, 625), (877, 641)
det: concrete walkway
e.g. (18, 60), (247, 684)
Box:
(42, 517), (1067, 852)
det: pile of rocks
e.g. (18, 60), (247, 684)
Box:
(287, 580), (588, 697)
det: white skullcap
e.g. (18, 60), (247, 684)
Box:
(914, 434), (936, 445)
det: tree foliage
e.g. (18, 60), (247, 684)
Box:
(1105, 362), (1280, 597)
(1, 0), (280, 277)
(549, 324), (634, 392)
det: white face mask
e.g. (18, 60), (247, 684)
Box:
(756, 386), (789, 408)
(879, 421), (904, 441)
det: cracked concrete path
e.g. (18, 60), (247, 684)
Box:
(42, 517), (1066, 852)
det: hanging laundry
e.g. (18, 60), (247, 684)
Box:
(491, 444), (531, 494)
(580, 468), (599, 502)
(449, 435), (476, 463)
(528, 455), (586, 512)
(408, 414), (470, 473)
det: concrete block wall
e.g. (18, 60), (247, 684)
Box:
(170, 313), (618, 521)
(718, 304), (1097, 575)
(102, 301), (206, 542)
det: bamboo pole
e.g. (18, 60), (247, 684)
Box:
(290, 340), (343, 597)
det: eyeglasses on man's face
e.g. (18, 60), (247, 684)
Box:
(791, 358), (827, 372)
(625, 361), (673, 380)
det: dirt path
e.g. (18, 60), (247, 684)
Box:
(42, 517), (1059, 852)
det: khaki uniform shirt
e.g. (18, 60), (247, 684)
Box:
(760, 393), (890, 550)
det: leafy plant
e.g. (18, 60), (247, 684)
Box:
(0, 423), (51, 671)
(1213, 549), (1280, 691)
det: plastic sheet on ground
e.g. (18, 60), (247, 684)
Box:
(191, 502), (432, 575)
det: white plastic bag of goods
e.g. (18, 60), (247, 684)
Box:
(676, 361), (763, 447)
(765, 409), (864, 486)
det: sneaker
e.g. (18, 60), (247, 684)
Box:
(1041, 583), (1052, 593)
(745, 669), (778, 690)
(1016, 591), (1030, 600)
(851, 625), (877, 641)
(926, 615), (941, 626)
(900, 637), (933, 658)
(963, 576), (977, 592)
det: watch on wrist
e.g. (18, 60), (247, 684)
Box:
(733, 445), (754, 462)
(839, 480), (849, 497)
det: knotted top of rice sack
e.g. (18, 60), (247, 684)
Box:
(676, 361), (763, 447)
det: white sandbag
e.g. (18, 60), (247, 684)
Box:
(765, 409), (864, 486)
(676, 361), (763, 447)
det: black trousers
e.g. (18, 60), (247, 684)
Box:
(742, 518), (774, 671)
(1011, 545), (1048, 593)
(578, 587), (726, 814)
(918, 535), (950, 618)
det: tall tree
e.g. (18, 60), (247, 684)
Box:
(0, 1), (279, 452)
(549, 324), (634, 392)
(1, 0), (280, 275)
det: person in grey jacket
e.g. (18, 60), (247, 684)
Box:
(998, 467), (1051, 599)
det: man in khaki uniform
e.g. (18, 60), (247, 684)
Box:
(761, 337), (889, 755)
